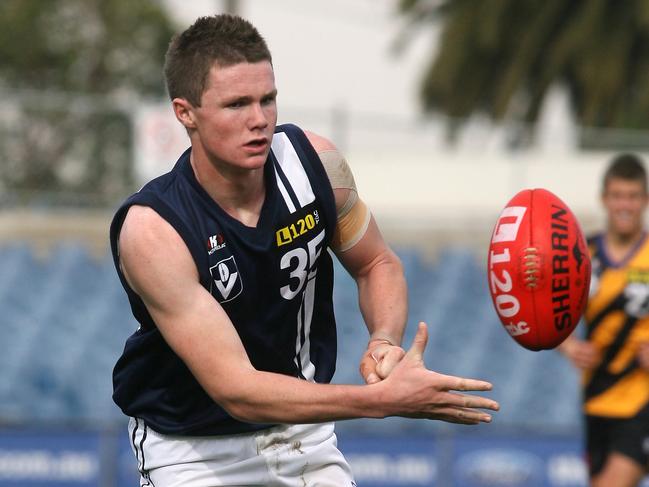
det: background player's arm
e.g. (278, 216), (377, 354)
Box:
(117, 205), (498, 425)
(306, 131), (408, 384)
(558, 334), (600, 370)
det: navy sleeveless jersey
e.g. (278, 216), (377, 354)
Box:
(109, 124), (338, 436)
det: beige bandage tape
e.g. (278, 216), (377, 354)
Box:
(318, 150), (356, 194)
(332, 198), (371, 252)
(318, 149), (371, 252)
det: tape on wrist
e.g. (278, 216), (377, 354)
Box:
(368, 333), (397, 348)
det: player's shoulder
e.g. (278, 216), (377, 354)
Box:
(120, 205), (182, 252)
(122, 204), (163, 225)
(274, 123), (338, 153)
(302, 129), (337, 153)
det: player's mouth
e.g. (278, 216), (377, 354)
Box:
(614, 210), (635, 222)
(243, 137), (269, 154)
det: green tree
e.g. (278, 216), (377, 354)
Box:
(398, 0), (649, 147)
(0, 0), (176, 204)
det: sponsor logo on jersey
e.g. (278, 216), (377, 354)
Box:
(207, 233), (226, 255)
(627, 268), (649, 284)
(276, 210), (320, 247)
(210, 255), (243, 303)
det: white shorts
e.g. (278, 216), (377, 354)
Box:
(128, 418), (355, 487)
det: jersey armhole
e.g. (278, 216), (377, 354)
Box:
(110, 192), (211, 291)
(277, 124), (338, 241)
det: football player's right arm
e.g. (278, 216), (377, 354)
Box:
(117, 205), (499, 425)
(558, 335), (600, 370)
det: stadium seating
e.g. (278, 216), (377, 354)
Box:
(0, 242), (582, 433)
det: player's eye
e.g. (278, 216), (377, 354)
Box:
(261, 94), (276, 105)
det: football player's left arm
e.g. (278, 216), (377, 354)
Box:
(306, 131), (408, 384)
(338, 206), (409, 384)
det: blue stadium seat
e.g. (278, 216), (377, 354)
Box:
(0, 242), (583, 431)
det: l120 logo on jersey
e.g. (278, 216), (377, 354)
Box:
(210, 256), (243, 303)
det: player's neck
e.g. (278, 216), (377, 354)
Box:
(190, 151), (266, 227)
(605, 228), (645, 261)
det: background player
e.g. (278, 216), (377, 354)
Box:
(560, 153), (649, 487)
(110, 14), (499, 486)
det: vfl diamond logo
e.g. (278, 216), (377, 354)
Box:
(210, 256), (243, 303)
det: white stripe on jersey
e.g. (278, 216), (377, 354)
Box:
(297, 276), (317, 381)
(271, 132), (316, 210)
(274, 171), (297, 213)
(292, 228), (325, 382)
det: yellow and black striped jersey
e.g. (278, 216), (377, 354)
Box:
(583, 232), (649, 418)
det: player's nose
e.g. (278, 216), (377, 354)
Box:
(248, 102), (269, 130)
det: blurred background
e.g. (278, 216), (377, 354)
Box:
(2, 0), (648, 485)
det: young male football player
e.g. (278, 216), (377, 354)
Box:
(109, 14), (499, 486)
(561, 153), (649, 487)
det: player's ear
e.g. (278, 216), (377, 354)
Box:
(172, 98), (197, 130)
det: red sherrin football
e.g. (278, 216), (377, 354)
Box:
(487, 188), (591, 351)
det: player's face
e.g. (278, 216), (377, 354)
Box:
(602, 178), (648, 238)
(191, 60), (277, 172)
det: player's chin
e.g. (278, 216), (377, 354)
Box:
(236, 153), (269, 170)
(612, 221), (642, 238)
(243, 148), (271, 166)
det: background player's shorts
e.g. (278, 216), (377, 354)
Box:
(586, 406), (649, 476)
(128, 418), (356, 487)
